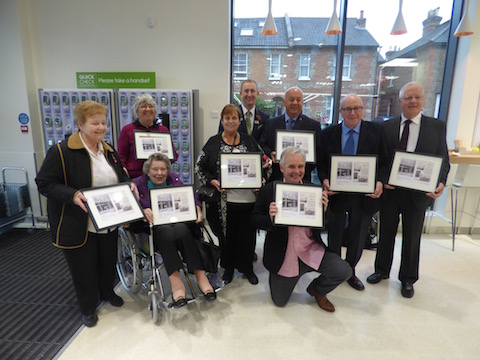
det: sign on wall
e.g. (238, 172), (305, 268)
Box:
(76, 72), (156, 89)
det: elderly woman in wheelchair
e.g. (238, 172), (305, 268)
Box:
(133, 153), (216, 307)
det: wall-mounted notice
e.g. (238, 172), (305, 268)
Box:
(76, 72), (156, 89)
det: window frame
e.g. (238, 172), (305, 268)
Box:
(299, 53), (311, 80)
(269, 53), (281, 80)
(233, 52), (248, 80)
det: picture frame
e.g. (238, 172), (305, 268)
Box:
(220, 152), (263, 189)
(82, 182), (145, 231)
(388, 151), (444, 193)
(273, 182), (324, 228)
(275, 130), (316, 163)
(329, 155), (378, 193)
(133, 131), (174, 160)
(150, 185), (197, 226)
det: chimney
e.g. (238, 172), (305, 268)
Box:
(356, 10), (366, 29)
(422, 8), (442, 36)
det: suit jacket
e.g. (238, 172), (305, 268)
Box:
(383, 115), (450, 210)
(259, 113), (322, 182)
(317, 120), (390, 214)
(251, 181), (327, 273)
(218, 105), (269, 142)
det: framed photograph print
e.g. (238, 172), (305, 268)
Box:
(273, 182), (324, 228)
(275, 130), (316, 163)
(133, 131), (174, 160)
(82, 182), (145, 231)
(150, 185), (197, 226)
(329, 155), (377, 193)
(219, 153), (262, 189)
(388, 151), (443, 193)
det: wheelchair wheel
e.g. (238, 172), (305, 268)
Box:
(116, 228), (143, 294)
(149, 292), (160, 324)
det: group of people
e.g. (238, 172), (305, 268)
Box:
(35, 79), (449, 327)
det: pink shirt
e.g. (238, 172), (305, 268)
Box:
(277, 226), (325, 277)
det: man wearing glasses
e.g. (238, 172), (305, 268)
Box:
(367, 82), (450, 298)
(318, 94), (389, 292)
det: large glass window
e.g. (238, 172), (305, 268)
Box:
(233, 53), (248, 79)
(232, 0), (457, 127)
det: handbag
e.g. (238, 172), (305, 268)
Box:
(197, 185), (220, 203)
(195, 223), (221, 273)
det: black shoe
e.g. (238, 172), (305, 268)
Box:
(202, 290), (217, 302)
(347, 275), (365, 291)
(243, 271), (259, 285)
(222, 269), (234, 284)
(366, 272), (389, 284)
(81, 313), (98, 327)
(101, 293), (124, 307)
(253, 252), (258, 262)
(172, 297), (188, 308)
(401, 282), (414, 298)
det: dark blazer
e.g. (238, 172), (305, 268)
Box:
(251, 181), (327, 273)
(317, 120), (390, 214)
(259, 113), (322, 182)
(383, 115), (450, 210)
(218, 105), (270, 142)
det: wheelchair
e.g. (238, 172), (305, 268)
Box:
(116, 223), (198, 323)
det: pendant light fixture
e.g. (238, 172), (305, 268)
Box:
(325, 0), (341, 35)
(391, 0), (407, 35)
(262, 0), (278, 36)
(454, 0), (474, 37)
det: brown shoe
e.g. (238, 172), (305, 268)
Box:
(347, 275), (365, 291)
(306, 284), (335, 312)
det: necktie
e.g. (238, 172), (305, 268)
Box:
(399, 119), (412, 151)
(246, 111), (253, 135)
(343, 129), (355, 155)
(286, 118), (294, 130)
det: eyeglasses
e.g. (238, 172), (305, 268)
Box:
(401, 96), (423, 102)
(341, 106), (363, 113)
(139, 104), (155, 109)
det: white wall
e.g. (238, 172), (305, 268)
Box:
(1, 0), (230, 217)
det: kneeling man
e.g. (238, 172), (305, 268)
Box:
(251, 147), (351, 312)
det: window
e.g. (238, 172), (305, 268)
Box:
(233, 53), (248, 79)
(299, 53), (310, 80)
(269, 54), (281, 79)
(333, 54), (352, 80)
(240, 28), (253, 36)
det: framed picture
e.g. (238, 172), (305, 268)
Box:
(275, 130), (316, 163)
(273, 182), (324, 228)
(150, 185), (197, 226)
(388, 151), (444, 193)
(220, 153), (262, 189)
(82, 182), (145, 231)
(133, 131), (174, 160)
(329, 155), (378, 193)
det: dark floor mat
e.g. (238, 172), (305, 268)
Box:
(0, 229), (81, 360)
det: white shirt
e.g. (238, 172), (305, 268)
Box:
(400, 112), (422, 152)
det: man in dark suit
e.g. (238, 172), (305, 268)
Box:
(367, 82), (450, 298)
(259, 86), (322, 182)
(318, 94), (389, 292)
(218, 79), (269, 142)
(251, 147), (351, 312)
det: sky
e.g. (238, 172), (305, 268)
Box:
(234, 0), (454, 56)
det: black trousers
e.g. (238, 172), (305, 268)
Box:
(375, 189), (427, 283)
(62, 230), (118, 316)
(328, 194), (372, 276)
(223, 202), (255, 273)
(268, 252), (352, 307)
(153, 223), (203, 276)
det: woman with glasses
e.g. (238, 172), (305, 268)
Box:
(118, 93), (177, 178)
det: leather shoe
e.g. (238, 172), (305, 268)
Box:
(172, 296), (188, 308)
(306, 283), (335, 312)
(401, 282), (414, 298)
(202, 290), (217, 302)
(81, 313), (98, 327)
(222, 269), (234, 284)
(101, 293), (124, 307)
(366, 272), (389, 284)
(243, 271), (259, 285)
(347, 275), (365, 291)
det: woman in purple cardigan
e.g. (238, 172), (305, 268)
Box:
(133, 153), (216, 307)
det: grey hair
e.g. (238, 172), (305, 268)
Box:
(142, 153), (172, 175)
(285, 86), (304, 98)
(131, 93), (157, 120)
(399, 82), (424, 99)
(279, 147), (306, 167)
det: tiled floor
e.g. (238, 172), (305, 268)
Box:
(56, 233), (480, 360)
